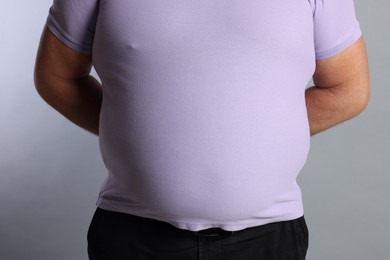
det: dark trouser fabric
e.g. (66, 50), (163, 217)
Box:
(87, 207), (309, 260)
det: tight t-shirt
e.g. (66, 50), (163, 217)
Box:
(46, 0), (362, 231)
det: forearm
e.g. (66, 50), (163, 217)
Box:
(305, 85), (367, 136)
(36, 75), (102, 136)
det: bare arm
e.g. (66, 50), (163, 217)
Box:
(34, 26), (102, 136)
(305, 36), (371, 136)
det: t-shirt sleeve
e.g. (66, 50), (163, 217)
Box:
(45, 0), (99, 54)
(311, 0), (362, 60)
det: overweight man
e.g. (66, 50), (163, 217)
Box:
(34, 0), (370, 259)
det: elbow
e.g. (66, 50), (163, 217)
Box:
(34, 65), (56, 100)
(34, 63), (45, 96)
(360, 89), (371, 112)
(350, 82), (371, 117)
(358, 81), (371, 113)
(34, 74), (44, 96)
(34, 73), (62, 106)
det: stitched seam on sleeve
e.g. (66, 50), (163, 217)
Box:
(315, 25), (362, 60)
(46, 15), (93, 54)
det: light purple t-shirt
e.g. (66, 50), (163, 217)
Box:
(46, 0), (362, 231)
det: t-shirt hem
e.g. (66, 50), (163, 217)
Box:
(95, 198), (304, 232)
(46, 16), (93, 55)
(315, 25), (362, 60)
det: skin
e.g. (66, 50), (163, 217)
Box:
(306, 35), (371, 135)
(34, 26), (102, 136)
(34, 26), (370, 137)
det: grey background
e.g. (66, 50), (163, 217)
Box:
(0, 0), (388, 259)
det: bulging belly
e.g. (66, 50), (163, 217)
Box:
(97, 88), (310, 221)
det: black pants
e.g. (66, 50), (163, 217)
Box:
(87, 207), (309, 260)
